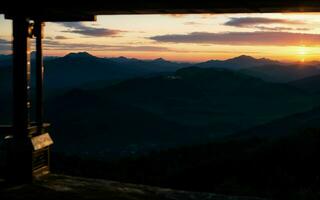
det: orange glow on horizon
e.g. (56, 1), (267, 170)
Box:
(43, 49), (318, 63)
(3, 13), (320, 63)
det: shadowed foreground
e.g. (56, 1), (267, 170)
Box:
(0, 174), (266, 200)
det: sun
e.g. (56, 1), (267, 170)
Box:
(298, 46), (307, 55)
(298, 46), (308, 63)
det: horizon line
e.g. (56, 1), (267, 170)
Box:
(0, 51), (309, 64)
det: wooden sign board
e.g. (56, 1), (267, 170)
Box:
(31, 133), (53, 151)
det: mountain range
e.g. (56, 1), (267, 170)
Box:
(44, 67), (319, 159)
(230, 104), (320, 140)
(289, 73), (320, 94)
(240, 64), (320, 83)
(194, 55), (281, 70)
(2, 52), (320, 199)
(2, 52), (320, 157)
(2, 52), (320, 91)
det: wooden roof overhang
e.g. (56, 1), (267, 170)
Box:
(2, 0), (320, 21)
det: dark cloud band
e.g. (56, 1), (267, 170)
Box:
(224, 17), (304, 28)
(150, 31), (320, 46)
(43, 40), (171, 52)
(55, 36), (70, 40)
(58, 22), (123, 37)
(0, 38), (11, 51)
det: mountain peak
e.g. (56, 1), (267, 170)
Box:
(118, 56), (128, 59)
(229, 55), (256, 61)
(196, 55), (280, 70)
(64, 52), (95, 59)
(154, 57), (167, 62)
(109, 56), (136, 63)
(112, 56), (129, 61)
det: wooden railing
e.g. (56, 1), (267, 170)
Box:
(0, 123), (52, 180)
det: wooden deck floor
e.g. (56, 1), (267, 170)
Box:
(0, 174), (269, 200)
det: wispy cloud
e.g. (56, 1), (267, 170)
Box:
(119, 46), (170, 51)
(55, 36), (70, 40)
(166, 14), (187, 18)
(43, 40), (258, 53)
(224, 17), (304, 28)
(254, 26), (310, 31)
(184, 21), (206, 26)
(0, 38), (11, 51)
(0, 38), (258, 54)
(42, 40), (171, 52)
(149, 31), (320, 46)
(224, 17), (309, 31)
(43, 40), (105, 50)
(0, 38), (10, 44)
(58, 22), (123, 37)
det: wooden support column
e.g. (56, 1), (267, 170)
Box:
(34, 21), (44, 132)
(12, 17), (31, 138)
(7, 17), (33, 183)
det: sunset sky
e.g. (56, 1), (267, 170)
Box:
(1, 13), (320, 62)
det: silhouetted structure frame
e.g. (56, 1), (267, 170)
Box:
(2, 0), (320, 183)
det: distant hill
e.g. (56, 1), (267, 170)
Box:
(0, 52), (189, 93)
(0, 53), (57, 67)
(47, 88), (204, 159)
(0, 54), (12, 67)
(46, 67), (318, 159)
(240, 64), (320, 82)
(233, 106), (320, 139)
(90, 128), (320, 200)
(195, 55), (280, 70)
(3, 53), (320, 90)
(193, 55), (320, 83)
(108, 56), (190, 72)
(105, 67), (315, 129)
(289, 74), (320, 93)
(44, 52), (172, 90)
(0, 64), (12, 94)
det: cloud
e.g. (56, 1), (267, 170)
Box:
(117, 46), (170, 51)
(184, 21), (206, 26)
(64, 29), (121, 37)
(43, 40), (251, 53)
(55, 36), (70, 40)
(0, 38), (11, 51)
(43, 40), (106, 50)
(58, 22), (123, 37)
(149, 31), (320, 46)
(43, 40), (117, 51)
(42, 40), (171, 52)
(1, 38), (174, 54)
(166, 14), (187, 18)
(224, 17), (304, 28)
(0, 38), (10, 44)
(254, 26), (310, 31)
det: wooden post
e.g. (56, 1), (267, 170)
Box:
(12, 17), (31, 138)
(7, 17), (33, 183)
(34, 21), (44, 133)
